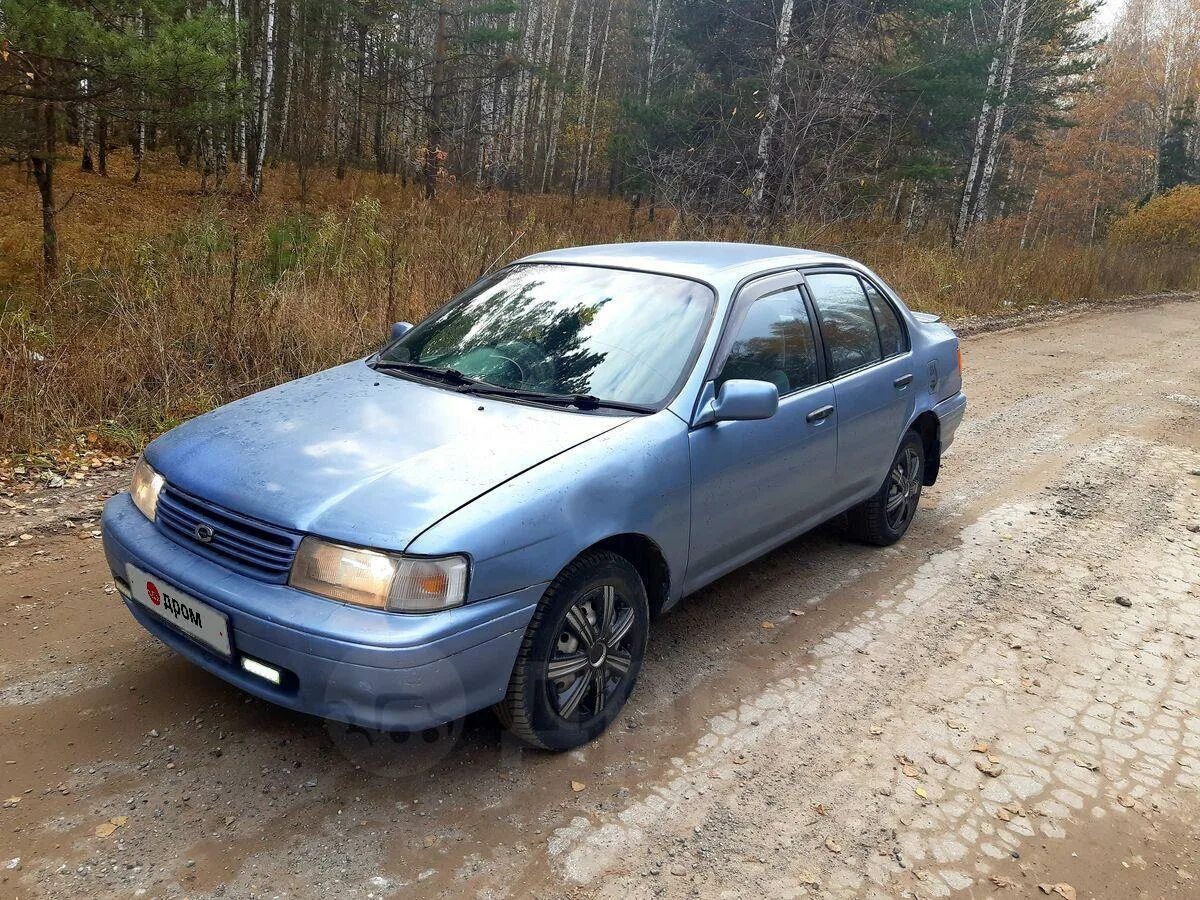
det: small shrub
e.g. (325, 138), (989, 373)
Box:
(1109, 186), (1200, 249)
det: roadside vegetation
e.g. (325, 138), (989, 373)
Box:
(3, 152), (1198, 463)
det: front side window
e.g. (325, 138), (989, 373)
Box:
(863, 279), (907, 357)
(379, 264), (715, 407)
(716, 287), (819, 395)
(806, 273), (883, 377)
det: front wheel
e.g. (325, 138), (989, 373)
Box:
(495, 550), (649, 750)
(848, 431), (925, 546)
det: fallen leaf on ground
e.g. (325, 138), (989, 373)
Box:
(976, 759), (1004, 777)
(95, 823), (118, 838)
(902, 764), (919, 778)
(3, 797), (19, 808)
(915, 786), (928, 799)
(789, 609), (805, 616)
(824, 838), (842, 853)
(1117, 794), (1135, 808)
(972, 741), (989, 753)
(1070, 756), (1099, 772)
(760, 621), (775, 629)
(570, 781), (585, 793)
(997, 808), (1013, 822)
(990, 875), (1019, 889)
(869, 726), (883, 735)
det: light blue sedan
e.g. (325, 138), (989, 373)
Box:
(102, 242), (966, 749)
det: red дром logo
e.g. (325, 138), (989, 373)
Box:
(146, 582), (161, 605)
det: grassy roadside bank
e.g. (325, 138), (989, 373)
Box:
(4, 151), (1200, 464)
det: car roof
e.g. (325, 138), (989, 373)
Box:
(516, 241), (857, 286)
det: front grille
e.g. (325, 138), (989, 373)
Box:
(155, 485), (302, 583)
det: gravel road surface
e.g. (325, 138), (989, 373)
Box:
(2, 297), (1199, 899)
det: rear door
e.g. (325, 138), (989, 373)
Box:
(803, 270), (916, 506)
(685, 273), (838, 591)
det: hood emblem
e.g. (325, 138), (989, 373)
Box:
(193, 523), (215, 544)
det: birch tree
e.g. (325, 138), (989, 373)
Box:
(748, 0), (795, 228)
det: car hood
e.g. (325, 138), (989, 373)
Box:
(146, 361), (630, 550)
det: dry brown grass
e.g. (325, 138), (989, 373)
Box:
(3, 148), (1198, 455)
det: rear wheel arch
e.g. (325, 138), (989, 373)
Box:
(910, 410), (941, 486)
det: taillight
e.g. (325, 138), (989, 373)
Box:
(956, 346), (963, 374)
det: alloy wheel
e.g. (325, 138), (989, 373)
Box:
(885, 445), (922, 532)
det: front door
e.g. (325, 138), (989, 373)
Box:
(685, 275), (839, 593)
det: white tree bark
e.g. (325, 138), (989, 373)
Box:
(747, 0), (795, 226)
(579, 0), (612, 194)
(506, 0), (540, 178)
(250, 0), (276, 197)
(645, 0), (665, 103)
(954, 0), (1012, 245)
(542, 0), (580, 191)
(972, 0), (1027, 225)
(233, 0), (248, 185)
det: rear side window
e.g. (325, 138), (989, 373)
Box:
(806, 273), (882, 377)
(717, 287), (819, 395)
(863, 280), (907, 357)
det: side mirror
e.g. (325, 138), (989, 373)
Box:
(389, 321), (413, 341)
(709, 379), (779, 422)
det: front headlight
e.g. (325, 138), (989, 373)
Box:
(288, 537), (469, 613)
(130, 457), (165, 521)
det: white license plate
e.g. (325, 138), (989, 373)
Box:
(126, 564), (232, 657)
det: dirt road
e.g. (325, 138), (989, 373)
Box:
(3, 298), (1199, 899)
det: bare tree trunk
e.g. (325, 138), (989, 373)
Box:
(132, 11), (147, 183)
(31, 102), (59, 279)
(570, 0), (598, 196)
(424, 5), (449, 200)
(953, 0), (1011, 246)
(80, 76), (95, 172)
(273, 0), (296, 168)
(645, 0), (665, 103)
(507, 0), (539, 182)
(972, 0), (1027, 226)
(233, 0), (248, 186)
(97, 112), (109, 176)
(579, 0), (612, 194)
(529, 0), (561, 182)
(748, 0), (795, 228)
(251, 0), (277, 198)
(541, 0), (579, 191)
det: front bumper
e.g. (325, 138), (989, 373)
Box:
(102, 493), (543, 731)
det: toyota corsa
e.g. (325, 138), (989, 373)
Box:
(102, 242), (966, 749)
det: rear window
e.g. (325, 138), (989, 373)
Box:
(863, 280), (907, 357)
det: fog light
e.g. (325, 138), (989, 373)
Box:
(241, 656), (281, 685)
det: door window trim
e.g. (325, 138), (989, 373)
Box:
(704, 271), (828, 396)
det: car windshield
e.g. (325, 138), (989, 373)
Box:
(378, 263), (715, 407)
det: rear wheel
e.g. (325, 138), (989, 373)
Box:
(848, 430), (924, 546)
(496, 550), (648, 750)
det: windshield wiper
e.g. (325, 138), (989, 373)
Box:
(370, 360), (485, 388)
(459, 384), (654, 414)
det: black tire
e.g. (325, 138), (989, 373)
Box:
(495, 550), (649, 750)
(847, 430), (925, 546)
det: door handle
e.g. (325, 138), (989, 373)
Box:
(806, 404), (835, 423)
(893, 374), (914, 389)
